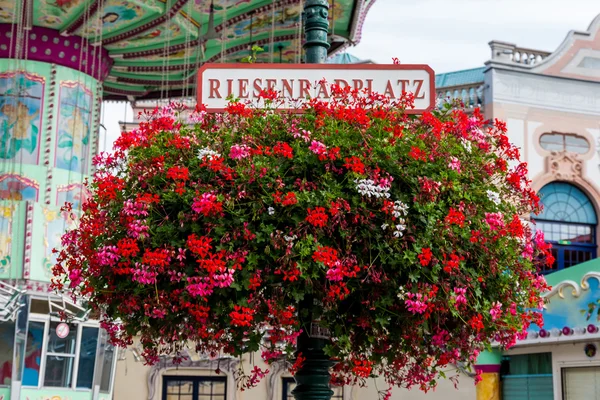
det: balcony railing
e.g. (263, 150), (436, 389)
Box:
(436, 82), (485, 110)
(489, 40), (552, 66)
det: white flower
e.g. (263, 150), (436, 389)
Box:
(267, 207), (275, 215)
(393, 219), (406, 238)
(354, 179), (391, 199)
(381, 223), (389, 231)
(284, 235), (297, 242)
(486, 190), (501, 205)
(198, 147), (221, 160)
(392, 201), (409, 218)
(461, 139), (472, 153)
(397, 286), (406, 299)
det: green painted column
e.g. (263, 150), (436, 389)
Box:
(294, 4), (332, 398)
(303, 0), (330, 64)
(291, 330), (335, 400)
(292, 297), (335, 400)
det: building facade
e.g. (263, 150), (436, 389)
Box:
(436, 13), (600, 400)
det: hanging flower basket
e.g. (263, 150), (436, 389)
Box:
(52, 86), (551, 393)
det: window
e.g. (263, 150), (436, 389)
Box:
(162, 376), (227, 400)
(76, 327), (99, 389)
(44, 321), (77, 387)
(578, 56), (600, 70)
(99, 342), (115, 392)
(533, 182), (597, 273)
(0, 321), (15, 385)
(19, 316), (111, 391)
(501, 353), (553, 400)
(563, 366), (600, 399)
(13, 295), (30, 383)
(282, 377), (343, 400)
(22, 321), (44, 386)
(539, 132), (589, 154)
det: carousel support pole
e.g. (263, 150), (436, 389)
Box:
(303, 0), (330, 64)
(292, 296), (334, 400)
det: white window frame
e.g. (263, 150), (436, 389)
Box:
(43, 320), (78, 388)
(556, 360), (600, 400)
(95, 330), (118, 394)
(24, 306), (101, 391)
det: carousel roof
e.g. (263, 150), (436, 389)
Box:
(0, 0), (375, 101)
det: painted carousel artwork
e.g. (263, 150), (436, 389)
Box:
(227, 39), (301, 63)
(77, 0), (164, 38)
(142, 45), (198, 61)
(0, 174), (39, 202)
(0, 72), (44, 165)
(0, 203), (14, 275)
(56, 182), (90, 210)
(227, 4), (301, 39)
(106, 14), (198, 51)
(42, 207), (78, 277)
(515, 262), (600, 341)
(0, 0), (16, 24)
(55, 82), (92, 174)
(34, 0), (87, 30)
(544, 274), (600, 330)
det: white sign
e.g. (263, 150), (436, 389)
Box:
(56, 322), (70, 339)
(197, 63), (435, 113)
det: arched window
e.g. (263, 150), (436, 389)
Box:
(539, 132), (590, 154)
(534, 182), (597, 273)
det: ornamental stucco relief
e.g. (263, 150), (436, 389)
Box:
(492, 70), (600, 115)
(546, 151), (584, 181)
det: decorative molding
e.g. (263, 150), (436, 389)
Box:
(531, 13), (600, 75)
(90, 82), (103, 175)
(147, 357), (239, 400)
(491, 69), (600, 116)
(560, 48), (600, 80)
(266, 359), (291, 400)
(44, 64), (57, 206)
(544, 272), (600, 299)
(22, 202), (34, 279)
(546, 150), (584, 181)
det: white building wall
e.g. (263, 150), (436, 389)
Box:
(113, 348), (477, 400)
(506, 341), (600, 400)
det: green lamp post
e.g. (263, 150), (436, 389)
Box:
(291, 296), (335, 400)
(292, 3), (333, 399)
(303, 0), (331, 64)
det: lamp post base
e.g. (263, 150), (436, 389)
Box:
(292, 330), (335, 400)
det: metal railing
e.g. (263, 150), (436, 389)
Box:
(0, 281), (26, 321)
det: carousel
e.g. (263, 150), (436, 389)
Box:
(0, 0), (374, 399)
